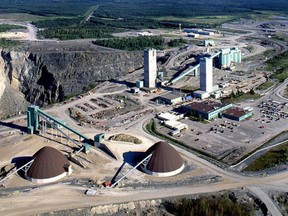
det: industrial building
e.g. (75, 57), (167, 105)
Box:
(200, 57), (213, 93)
(204, 40), (215, 47)
(157, 112), (184, 121)
(187, 33), (200, 38)
(222, 107), (253, 121)
(193, 56), (220, 99)
(220, 47), (242, 69)
(157, 91), (183, 105)
(164, 120), (188, 131)
(183, 100), (232, 120)
(136, 80), (144, 88)
(184, 28), (214, 36)
(144, 49), (157, 88)
(130, 87), (140, 94)
(26, 146), (72, 184)
(140, 141), (184, 177)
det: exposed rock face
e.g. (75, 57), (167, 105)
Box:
(0, 49), (143, 119)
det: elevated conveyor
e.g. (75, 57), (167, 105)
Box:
(27, 106), (90, 142)
(169, 64), (200, 84)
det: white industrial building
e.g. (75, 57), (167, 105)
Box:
(200, 57), (213, 93)
(184, 28), (215, 36)
(187, 33), (200, 38)
(194, 56), (219, 99)
(220, 47), (242, 69)
(164, 120), (188, 131)
(144, 49), (157, 88)
(157, 112), (184, 121)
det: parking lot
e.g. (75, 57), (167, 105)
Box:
(155, 98), (288, 164)
(257, 99), (288, 123)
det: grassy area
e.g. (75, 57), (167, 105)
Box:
(0, 24), (25, 33)
(0, 38), (22, 48)
(256, 81), (274, 90)
(244, 142), (288, 171)
(154, 15), (236, 26)
(221, 91), (261, 103)
(0, 13), (44, 22)
(266, 51), (288, 82)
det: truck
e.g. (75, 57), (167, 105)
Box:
(170, 130), (181, 136)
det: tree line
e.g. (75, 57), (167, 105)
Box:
(92, 36), (188, 51)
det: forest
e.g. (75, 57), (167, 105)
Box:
(163, 194), (257, 216)
(92, 37), (187, 51)
(1, 0), (288, 40)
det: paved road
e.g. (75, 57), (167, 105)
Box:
(248, 186), (283, 216)
(1, 172), (288, 216)
(275, 78), (288, 101)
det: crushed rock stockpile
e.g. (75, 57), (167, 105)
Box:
(0, 47), (143, 119)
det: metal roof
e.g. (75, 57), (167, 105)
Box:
(185, 100), (229, 113)
(223, 107), (249, 118)
(158, 92), (182, 101)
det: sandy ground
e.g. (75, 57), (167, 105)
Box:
(0, 130), (215, 215)
(0, 31), (30, 40)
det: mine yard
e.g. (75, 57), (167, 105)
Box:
(0, 15), (288, 216)
(67, 93), (153, 130)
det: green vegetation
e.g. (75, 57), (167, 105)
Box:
(274, 34), (288, 44)
(2, 0), (288, 40)
(0, 38), (21, 48)
(244, 142), (288, 171)
(165, 194), (255, 216)
(92, 36), (190, 50)
(0, 0), (102, 16)
(245, 45), (254, 53)
(256, 81), (274, 90)
(262, 49), (276, 58)
(39, 27), (113, 40)
(167, 38), (187, 47)
(221, 90), (261, 103)
(92, 36), (165, 51)
(271, 70), (288, 82)
(276, 194), (288, 216)
(0, 24), (24, 33)
(188, 109), (209, 123)
(266, 51), (288, 82)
